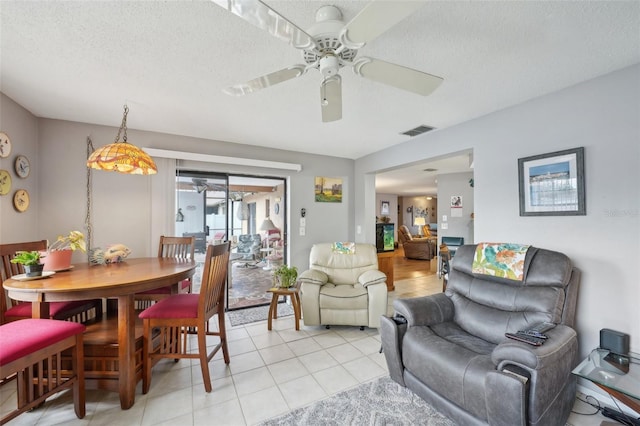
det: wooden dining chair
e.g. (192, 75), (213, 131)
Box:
(0, 318), (86, 423)
(139, 242), (230, 393)
(135, 236), (196, 309)
(0, 241), (102, 324)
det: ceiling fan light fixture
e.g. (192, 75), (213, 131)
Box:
(86, 105), (157, 175)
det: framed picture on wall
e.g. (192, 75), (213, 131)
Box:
(314, 176), (343, 202)
(518, 147), (585, 216)
(380, 201), (390, 215)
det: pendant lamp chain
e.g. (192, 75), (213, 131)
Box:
(114, 105), (129, 143)
(85, 136), (94, 261)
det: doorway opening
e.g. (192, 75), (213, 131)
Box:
(175, 171), (287, 311)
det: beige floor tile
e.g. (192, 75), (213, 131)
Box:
(191, 376), (238, 412)
(312, 332), (347, 349)
(141, 387), (193, 426)
(278, 375), (327, 410)
(342, 356), (387, 383)
(277, 328), (309, 343)
(286, 337), (322, 356)
(258, 343), (296, 365)
(228, 351), (265, 375)
(250, 331), (285, 349)
(326, 342), (364, 364)
(193, 398), (246, 426)
(233, 366), (276, 397)
(312, 365), (359, 395)
(238, 386), (288, 426)
(228, 336), (258, 356)
(350, 336), (383, 355)
(298, 349), (339, 373)
(267, 358), (309, 384)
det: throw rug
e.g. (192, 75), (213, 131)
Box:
(227, 303), (294, 327)
(260, 376), (454, 426)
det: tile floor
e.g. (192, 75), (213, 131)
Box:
(2, 273), (612, 425)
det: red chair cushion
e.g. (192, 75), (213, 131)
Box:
(0, 319), (85, 366)
(138, 294), (199, 319)
(137, 280), (191, 295)
(5, 300), (97, 319)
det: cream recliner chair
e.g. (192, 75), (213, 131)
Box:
(298, 243), (388, 329)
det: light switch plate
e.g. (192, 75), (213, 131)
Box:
(442, 215), (448, 221)
(299, 227), (305, 236)
(300, 218), (306, 227)
(441, 223), (449, 229)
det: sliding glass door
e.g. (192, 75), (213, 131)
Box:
(175, 171), (287, 310)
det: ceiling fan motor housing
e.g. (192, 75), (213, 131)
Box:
(303, 5), (357, 69)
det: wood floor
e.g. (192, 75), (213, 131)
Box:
(393, 245), (437, 281)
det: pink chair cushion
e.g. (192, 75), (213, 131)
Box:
(138, 294), (199, 319)
(137, 280), (191, 295)
(5, 300), (97, 319)
(0, 319), (85, 366)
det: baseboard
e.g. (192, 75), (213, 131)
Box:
(576, 382), (638, 418)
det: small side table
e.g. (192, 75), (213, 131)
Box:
(267, 286), (301, 331)
(572, 348), (640, 416)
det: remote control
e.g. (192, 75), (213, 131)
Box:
(528, 322), (555, 333)
(505, 332), (545, 346)
(517, 330), (548, 339)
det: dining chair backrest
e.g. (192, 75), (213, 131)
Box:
(0, 241), (48, 323)
(199, 242), (230, 321)
(0, 240), (47, 281)
(157, 236), (195, 259)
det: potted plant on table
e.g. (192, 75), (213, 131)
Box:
(273, 264), (298, 289)
(10, 251), (44, 277)
(43, 230), (86, 271)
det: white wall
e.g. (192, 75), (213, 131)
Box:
(355, 64), (640, 364)
(437, 172), (474, 244)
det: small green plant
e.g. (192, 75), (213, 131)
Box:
(48, 230), (86, 252)
(10, 251), (42, 266)
(273, 264), (298, 288)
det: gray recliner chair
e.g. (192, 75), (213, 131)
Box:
(381, 243), (580, 426)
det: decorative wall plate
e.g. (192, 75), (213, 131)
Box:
(0, 132), (11, 158)
(0, 169), (11, 195)
(13, 189), (30, 212)
(14, 155), (30, 178)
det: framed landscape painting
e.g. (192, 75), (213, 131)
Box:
(315, 176), (342, 202)
(518, 147), (585, 216)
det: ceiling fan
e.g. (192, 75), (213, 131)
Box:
(213, 0), (443, 122)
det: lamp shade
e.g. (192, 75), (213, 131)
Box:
(236, 201), (249, 220)
(86, 142), (157, 175)
(260, 217), (277, 232)
(413, 217), (426, 227)
(86, 105), (157, 175)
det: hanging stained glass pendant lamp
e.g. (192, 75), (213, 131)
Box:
(86, 105), (157, 175)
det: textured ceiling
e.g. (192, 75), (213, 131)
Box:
(1, 1), (639, 177)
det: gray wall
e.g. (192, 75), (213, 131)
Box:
(2, 63), (639, 368)
(0, 95), (40, 242)
(355, 64), (640, 364)
(436, 171), (474, 245)
(0, 97), (354, 270)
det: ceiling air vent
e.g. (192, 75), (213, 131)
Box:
(400, 125), (435, 137)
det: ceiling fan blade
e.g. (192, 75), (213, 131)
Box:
(321, 75), (342, 122)
(339, 1), (426, 49)
(223, 65), (307, 96)
(212, 0), (319, 51)
(353, 57), (443, 96)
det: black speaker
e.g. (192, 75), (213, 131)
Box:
(599, 328), (629, 355)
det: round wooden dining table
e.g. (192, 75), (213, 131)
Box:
(3, 257), (196, 409)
